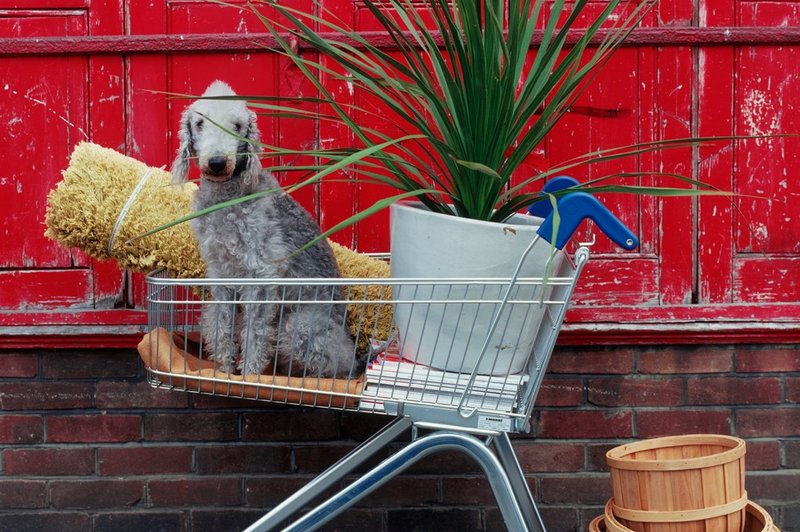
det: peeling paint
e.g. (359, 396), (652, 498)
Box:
(741, 89), (780, 144)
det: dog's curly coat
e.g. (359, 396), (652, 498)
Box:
(171, 80), (359, 378)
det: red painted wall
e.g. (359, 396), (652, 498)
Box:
(0, 0), (799, 344)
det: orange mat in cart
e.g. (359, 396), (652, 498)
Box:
(137, 327), (364, 409)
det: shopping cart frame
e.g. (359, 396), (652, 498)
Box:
(141, 243), (590, 531)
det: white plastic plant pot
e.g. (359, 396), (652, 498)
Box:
(390, 201), (564, 375)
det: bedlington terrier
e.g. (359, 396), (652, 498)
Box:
(171, 80), (359, 378)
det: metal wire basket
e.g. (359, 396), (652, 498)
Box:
(140, 245), (588, 435)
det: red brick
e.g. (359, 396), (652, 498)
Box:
(148, 478), (242, 507)
(190, 393), (270, 409)
(95, 380), (188, 409)
(364, 476), (439, 506)
(0, 480), (47, 509)
(745, 472), (800, 500)
(387, 508), (481, 531)
(42, 351), (138, 379)
(541, 507), (582, 531)
(514, 441), (586, 472)
(50, 480), (144, 509)
(3, 448), (95, 476)
(195, 445), (292, 474)
(745, 440), (781, 470)
(781, 506), (800, 530)
(687, 377), (781, 405)
(588, 377), (683, 407)
(638, 347), (733, 374)
(540, 475), (610, 504)
(98, 446), (194, 476)
(292, 444), (362, 474)
(787, 377), (800, 403)
(0, 513), (90, 532)
(242, 410), (339, 442)
(47, 414), (141, 443)
(537, 410), (633, 439)
(537, 378), (583, 406)
(737, 408), (800, 437)
(0, 415), (44, 444)
(0, 353), (37, 377)
(404, 445), (482, 475)
(636, 409), (732, 438)
(548, 348), (634, 374)
(144, 413), (239, 442)
(0, 382), (92, 410)
(189, 509), (299, 532)
(440, 477), (499, 505)
(340, 411), (397, 441)
(92, 512), (185, 532)
(786, 440), (800, 468)
(245, 477), (312, 507)
(587, 443), (618, 472)
(736, 347), (800, 373)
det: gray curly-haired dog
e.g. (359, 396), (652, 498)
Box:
(171, 80), (358, 378)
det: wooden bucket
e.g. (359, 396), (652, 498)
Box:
(606, 434), (746, 532)
(597, 500), (778, 532)
(589, 515), (606, 532)
(743, 501), (778, 532)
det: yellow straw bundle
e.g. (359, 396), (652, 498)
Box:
(45, 142), (205, 278)
(44, 142), (392, 348)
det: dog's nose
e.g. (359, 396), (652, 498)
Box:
(207, 156), (227, 174)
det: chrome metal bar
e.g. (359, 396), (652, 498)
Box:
(244, 416), (413, 532)
(493, 432), (546, 532)
(284, 431), (530, 532)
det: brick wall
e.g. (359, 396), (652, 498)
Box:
(0, 344), (797, 532)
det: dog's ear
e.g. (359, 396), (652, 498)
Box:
(243, 108), (263, 179)
(171, 107), (195, 184)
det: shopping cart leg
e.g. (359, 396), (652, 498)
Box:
(281, 431), (532, 532)
(245, 416), (413, 532)
(493, 433), (546, 532)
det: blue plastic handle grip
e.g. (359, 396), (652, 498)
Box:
(536, 192), (639, 250)
(527, 176), (581, 218)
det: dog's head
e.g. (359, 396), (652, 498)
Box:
(171, 80), (262, 185)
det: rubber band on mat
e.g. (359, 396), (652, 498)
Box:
(108, 167), (154, 254)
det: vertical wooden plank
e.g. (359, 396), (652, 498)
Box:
(697, 0), (735, 304)
(318, 0), (357, 248)
(126, 0), (168, 308)
(127, 0), (168, 165)
(277, 0), (319, 217)
(733, 2), (800, 256)
(88, 0), (126, 306)
(649, 45), (695, 305)
(0, 13), (86, 270)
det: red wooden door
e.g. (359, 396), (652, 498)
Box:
(0, 2), (125, 314)
(698, 0), (800, 304)
(1, 0), (798, 345)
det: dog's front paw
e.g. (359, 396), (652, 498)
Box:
(238, 351), (267, 376)
(212, 354), (236, 374)
(205, 334), (238, 373)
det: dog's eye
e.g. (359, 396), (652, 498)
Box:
(233, 122), (243, 133)
(195, 119), (204, 131)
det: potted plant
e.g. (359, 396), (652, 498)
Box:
(194, 0), (722, 373)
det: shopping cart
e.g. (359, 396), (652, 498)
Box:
(139, 179), (637, 531)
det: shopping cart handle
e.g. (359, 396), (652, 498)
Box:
(527, 176), (582, 218)
(537, 192), (639, 250)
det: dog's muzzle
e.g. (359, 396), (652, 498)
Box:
(202, 156), (233, 183)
